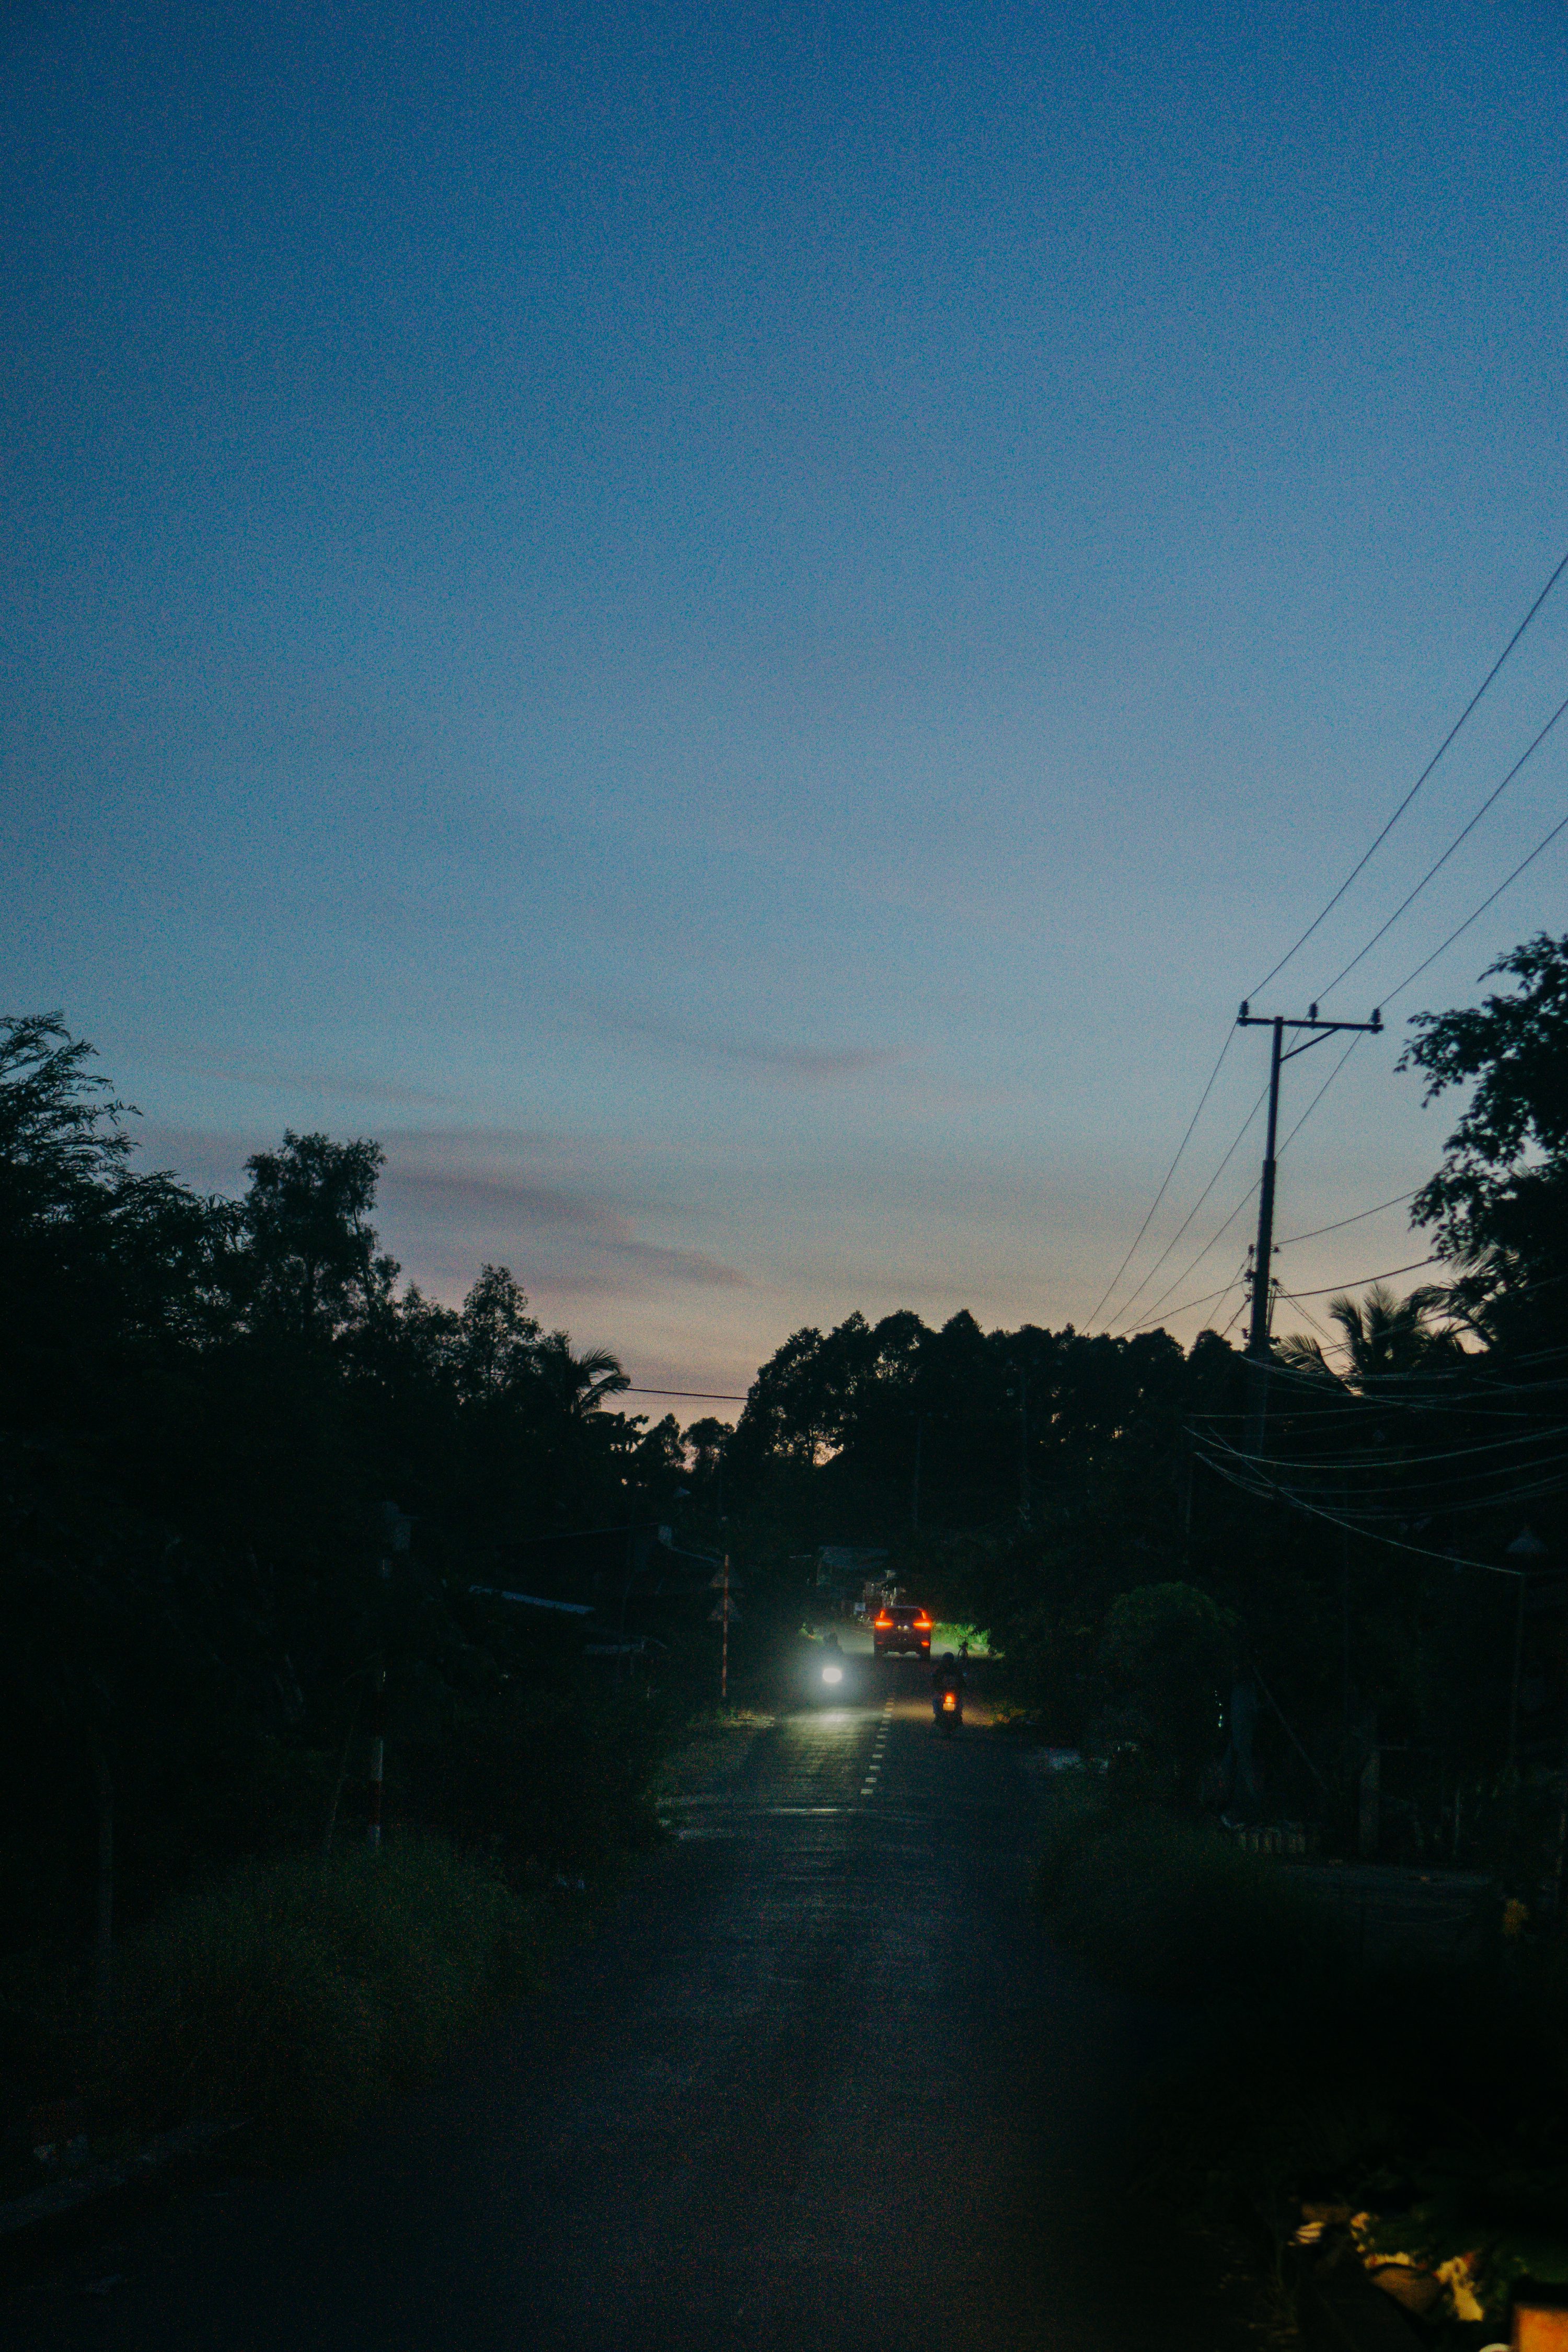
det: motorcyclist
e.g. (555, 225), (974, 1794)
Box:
(931, 1650), (965, 1721)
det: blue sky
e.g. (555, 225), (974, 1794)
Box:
(5, 1), (1566, 1404)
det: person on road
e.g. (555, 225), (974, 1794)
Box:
(931, 1650), (965, 1725)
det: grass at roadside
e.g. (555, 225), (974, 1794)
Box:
(102, 1834), (545, 2164)
(652, 1704), (775, 1811)
(932, 1621), (993, 1655)
(1036, 1775), (1332, 2002)
(2, 1682), (687, 2188)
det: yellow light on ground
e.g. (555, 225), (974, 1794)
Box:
(1513, 2282), (1568, 2349)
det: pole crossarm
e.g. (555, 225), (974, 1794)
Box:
(1236, 1001), (1383, 1039)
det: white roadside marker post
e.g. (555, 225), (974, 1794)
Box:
(708, 1559), (741, 1702)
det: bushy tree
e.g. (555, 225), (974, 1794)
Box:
(1098, 1581), (1239, 1797)
(1401, 931), (1568, 1345)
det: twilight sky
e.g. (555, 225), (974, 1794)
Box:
(5, 1), (1566, 1409)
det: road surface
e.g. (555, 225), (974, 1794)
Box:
(6, 1650), (1252, 2350)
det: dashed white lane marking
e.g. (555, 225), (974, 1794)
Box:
(862, 1700), (894, 1795)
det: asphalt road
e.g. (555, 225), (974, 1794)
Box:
(6, 1651), (1251, 2352)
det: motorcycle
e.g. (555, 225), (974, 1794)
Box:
(809, 1638), (856, 1705)
(934, 1686), (962, 1737)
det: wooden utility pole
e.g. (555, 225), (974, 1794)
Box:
(368, 1540), (397, 1850)
(709, 1557), (740, 1700)
(366, 1658), (386, 1851)
(1236, 1000), (1383, 1449)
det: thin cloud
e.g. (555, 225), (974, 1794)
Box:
(379, 1140), (747, 1293)
(136, 1049), (455, 1111)
(603, 1012), (903, 1082)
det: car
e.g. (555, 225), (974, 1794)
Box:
(873, 1603), (932, 1658)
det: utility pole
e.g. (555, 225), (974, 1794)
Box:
(1236, 1000), (1382, 1449)
(366, 1657), (387, 1851)
(709, 1557), (740, 1701)
(368, 1506), (409, 1851)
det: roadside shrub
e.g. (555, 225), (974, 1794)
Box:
(1036, 1782), (1568, 2329)
(1138, 1946), (1568, 2328)
(1097, 1582), (1238, 1801)
(106, 1833), (541, 2158)
(1035, 1780), (1336, 2003)
(403, 1684), (673, 1882)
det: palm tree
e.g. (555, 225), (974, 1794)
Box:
(534, 1330), (629, 1416)
(1278, 1280), (1460, 1390)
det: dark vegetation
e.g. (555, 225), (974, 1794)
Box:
(1033, 1771), (1568, 2336)
(0, 1017), (703, 2159)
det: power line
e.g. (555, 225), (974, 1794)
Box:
(1277, 1190), (1418, 1247)
(1277, 1030), (1368, 1156)
(1122, 1279), (1235, 1333)
(1193, 1436), (1529, 1577)
(1090, 559), (1568, 1336)
(1319, 687), (1568, 998)
(1121, 1259), (1250, 1335)
(1209, 1420), (1568, 1474)
(1105, 1084), (1269, 1331)
(1277, 1254), (1440, 1300)
(1208, 1338), (1568, 1409)
(1261, 1333), (1568, 1399)
(622, 1385), (748, 1402)
(1248, 546), (1568, 997)
(1379, 803), (1568, 1011)
(1083, 1028), (1235, 1329)
(1096, 573), (1566, 1347)
(1217, 1288), (1252, 1342)
(1108, 562), (1568, 1344)
(1129, 1029), (1375, 1342)
(1285, 1298), (1340, 1353)
(1124, 1183), (1261, 1332)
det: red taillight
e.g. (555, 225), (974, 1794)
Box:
(875, 1615), (892, 1628)
(914, 1615), (931, 1628)
(942, 1691), (957, 1710)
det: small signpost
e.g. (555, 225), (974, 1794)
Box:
(709, 1557), (741, 1699)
